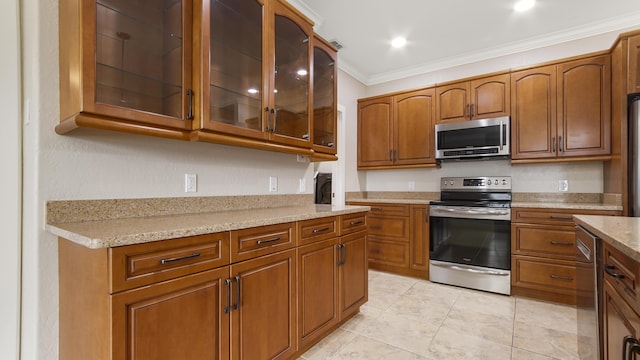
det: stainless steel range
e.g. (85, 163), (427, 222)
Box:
(429, 176), (512, 295)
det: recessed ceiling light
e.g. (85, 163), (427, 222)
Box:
(514, 0), (535, 12)
(391, 37), (407, 49)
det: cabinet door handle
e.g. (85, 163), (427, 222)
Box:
(160, 252), (200, 265)
(465, 104), (470, 119)
(265, 107), (271, 131)
(389, 150), (393, 161)
(336, 244), (344, 266)
(470, 103), (475, 118)
(349, 221), (363, 226)
(342, 243), (347, 265)
(272, 108), (278, 132)
(257, 237), (281, 245)
(550, 274), (574, 281)
(550, 241), (574, 246)
(312, 227), (330, 233)
(605, 264), (626, 279)
(186, 89), (194, 120)
(629, 344), (640, 360)
(224, 278), (232, 314)
(559, 136), (563, 152)
(552, 137), (557, 152)
(623, 336), (638, 360)
(233, 276), (241, 310)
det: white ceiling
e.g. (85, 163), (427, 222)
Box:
(290, 0), (640, 85)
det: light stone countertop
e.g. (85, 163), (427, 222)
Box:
(46, 204), (370, 249)
(347, 198), (431, 205)
(511, 202), (623, 211)
(574, 215), (640, 262)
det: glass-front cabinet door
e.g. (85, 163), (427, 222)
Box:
(312, 36), (338, 155)
(87, 0), (192, 128)
(270, 1), (312, 148)
(204, 0), (268, 140)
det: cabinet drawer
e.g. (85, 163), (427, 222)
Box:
(231, 222), (296, 262)
(367, 239), (409, 267)
(109, 232), (230, 293)
(603, 242), (639, 308)
(339, 212), (367, 235)
(298, 217), (338, 245)
(349, 202), (409, 217)
(367, 216), (409, 241)
(512, 256), (577, 293)
(512, 209), (576, 225)
(512, 224), (577, 260)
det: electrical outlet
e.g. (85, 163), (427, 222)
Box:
(559, 179), (569, 192)
(185, 173), (197, 193)
(269, 176), (278, 192)
(296, 155), (308, 163)
(299, 178), (306, 193)
(408, 181), (415, 191)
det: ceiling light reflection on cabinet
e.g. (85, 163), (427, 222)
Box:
(297, 69), (308, 76)
(247, 88), (259, 94)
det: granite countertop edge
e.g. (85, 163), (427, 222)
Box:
(46, 205), (371, 249)
(347, 198), (622, 211)
(574, 215), (640, 262)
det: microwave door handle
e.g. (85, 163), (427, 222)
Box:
(499, 119), (504, 151)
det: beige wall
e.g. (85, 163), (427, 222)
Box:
(1, 0), (21, 358)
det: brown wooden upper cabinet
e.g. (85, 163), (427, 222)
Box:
(629, 35), (640, 94)
(199, 0), (313, 149)
(357, 88), (436, 169)
(511, 55), (611, 162)
(58, 0), (194, 136)
(435, 73), (510, 123)
(312, 36), (338, 155)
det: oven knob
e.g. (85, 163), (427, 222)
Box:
(494, 180), (498, 185)
(502, 179), (507, 185)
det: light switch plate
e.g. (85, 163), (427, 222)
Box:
(269, 176), (278, 192)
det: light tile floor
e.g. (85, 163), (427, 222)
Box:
(300, 270), (578, 360)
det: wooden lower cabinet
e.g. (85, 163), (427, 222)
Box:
(59, 212), (369, 360)
(602, 239), (640, 360)
(511, 207), (620, 304)
(298, 238), (339, 350)
(111, 267), (231, 359)
(347, 202), (429, 279)
(339, 231), (368, 319)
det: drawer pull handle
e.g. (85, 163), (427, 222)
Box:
(369, 226), (382, 230)
(550, 215), (572, 220)
(312, 227), (330, 233)
(257, 237), (281, 245)
(371, 207), (383, 212)
(550, 274), (574, 281)
(160, 252), (201, 265)
(349, 221), (364, 226)
(605, 264), (626, 279)
(550, 241), (574, 246)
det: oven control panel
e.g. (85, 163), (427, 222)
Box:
(440, 176), (511, 191)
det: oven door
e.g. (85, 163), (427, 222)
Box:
(429, 205), (511, 294)
(429, 205), (511, 270)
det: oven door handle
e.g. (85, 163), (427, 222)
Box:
(431, 262), (510, 276)
(430, 207), (510, 217)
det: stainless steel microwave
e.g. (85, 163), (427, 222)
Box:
(435, 116), (510, 160)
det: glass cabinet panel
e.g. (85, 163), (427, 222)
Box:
(209, 0), (263, 131)
(313, 46), (336, 150)
(95, 0), (184, 118)
(273, 15), (310, 140)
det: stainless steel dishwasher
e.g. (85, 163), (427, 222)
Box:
(576, 225), (601, 360)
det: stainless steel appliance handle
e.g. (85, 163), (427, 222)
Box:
(431, 262), (510, 276)
(576, 238), (591, 261)
(433, 207), (510, 216)
(499, 118), (503, 151)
